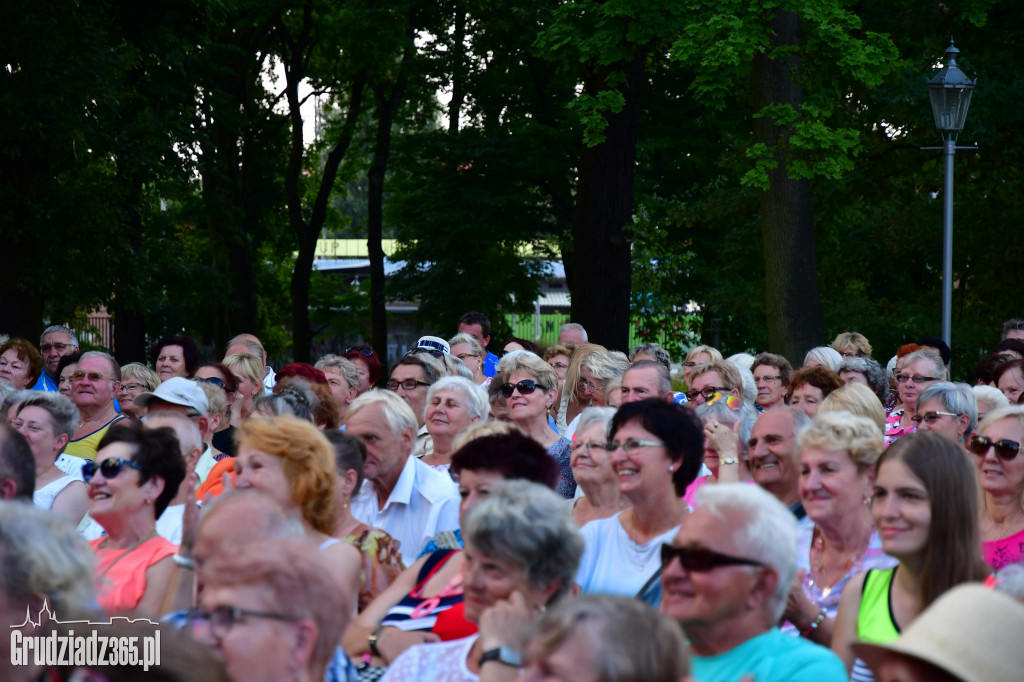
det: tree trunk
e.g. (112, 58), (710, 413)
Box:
(750, 11), (823, 364)
(112, 183), (147, 363)
(570, 49), (645, 352)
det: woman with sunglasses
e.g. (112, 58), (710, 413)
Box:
(570, 407), (630, 527)
(86, 421), (186, 617)
(344, 344), (384, 394)
(684, 394), (757, 507)
(576, 400), (703, 604)
(912, 382), (976, 450)
(884, 350), (947, 446)
(832, 431), (990, 681)
(501, 352), (576, 498)
(195, 362), (240, 456)
(972, 406), (1024, 570)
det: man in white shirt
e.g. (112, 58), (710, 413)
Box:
(346, 389), (460, 565)
(143, 410), (204, 544)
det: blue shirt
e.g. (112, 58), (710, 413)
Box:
(483, 351), (499, 377)
(693, 628), (847, 682)
(32, 373), (58, 392)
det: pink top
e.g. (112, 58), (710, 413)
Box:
(683, 474), (711, 507)
(91, 535), (177, 614)
(984, 526), (1024, 570)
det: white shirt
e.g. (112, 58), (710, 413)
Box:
(351, 456), (460, 565)
(194, 445), (216, 485)
(156, 503), (187, 545)
(576, 511), (680, 597)
(381, 634), (479, 682)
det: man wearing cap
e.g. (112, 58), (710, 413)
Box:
(133, 377), (219, 484)
(33, 325), (80, 392)
(389, 344), (445, 459)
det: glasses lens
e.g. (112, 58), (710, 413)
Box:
(81, 461), (97, 481)
(100, 458), (124, 479)
(196, 377), (225, 388)
(996, 441), (1022, 460)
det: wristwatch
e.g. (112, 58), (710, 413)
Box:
(479, 645), (521, 668)
(720, 457), (738, 465)
(368, 624), (392, 657)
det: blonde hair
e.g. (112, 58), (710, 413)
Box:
(819, 382), (886, 431)
(196, 381), (228, 421)
(121, 362), (160, 392)
(452, 420), (523, 452)
(223, 353), (264, 394)
(797, 410), (884, 471)
(685, 345), (724, 365)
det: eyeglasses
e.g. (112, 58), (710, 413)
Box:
(910, 411), (959, 426)
(577, 378), (604, 392)
(81, 457), (145, 482)
(571, 440), (607, 453)
(387, 378), (430, 391)
(896, 374), (939, 384)
(71, 371), (110, 382)
(187, 605), (295, 640)
(194, 377), (225, 388)
(660, 544), (764, 572)
(685, 386), (727, 402)
(344, 346), (375, 357)
(606, 438), (665, 455)
(119, 382), (146, 392)
(970, 435), (1022, 461)
(41, 343), (71, 353)
(548, 362), (568, 370)
(683, 361), (699, 368)
(839, 351), (859, 359)
(455, 353), (481, 361)
(705, 392), (743, 410)
(754, 375), (782, 384)
(502, 380), (549, 398)
(406, 347), (444, 359)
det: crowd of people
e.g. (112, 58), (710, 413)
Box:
(2, 314), (1024, 682)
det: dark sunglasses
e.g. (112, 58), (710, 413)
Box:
(344, 346), (375, 357)
(193, 377), (225, 389)
(82, 457), (145, 482)
(970, 435), (1022, 461)
(406, 347), (444, 359)
(501, 380), (549, 398)
(660, 543), (764, 572)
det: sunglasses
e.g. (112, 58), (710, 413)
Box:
(910, 411), (959, 426)
(501, 380), (549, 398)
(706, 393), (743, 410)
(344, 346), (375, 357)
(660, 544), (764, 572)
(193, 377), (225, 389)
(71, 371), (110, 382)
(406, 348), (444, 359)
(896, 374), (939, 384)
(82, 457), (145, 482)
(969, 435), (1022, 461)
(387, 378), (431, 391)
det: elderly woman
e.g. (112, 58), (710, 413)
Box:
(685, 395), (757, 506)
(520, 595), (691, 682)
(782, 411), (894, 647)
(87, 421), (185, 616)
(0, 338), (43, 390)
(381, 480), (584, 682)
(751, 352), (793, 410)
(913, 382), (976, 449)
(576, 400), (703, 603)
(326, 431), (404, 612)
(571, 407), (630, 526)
(885, 350), (947, 446)
(449, 333), (489, 385)
(840, 357), (891, 406)
(971, 406), (1024, 569)
(232, 415), (362, 591)
(422, 376), (488, 470)
(973, 384), (1009, 424)
(14, 392), (89, 525)
(804, 346), (844, 373)
(502, 352), (576, 498)
(315, 354), (361, 425)
(543, 342), (574, 423)
(993, 359), (1024, 404)
(150, 334), (199, 383)
(274, 372), (340, 430)
(831, 332), (872, 359)
(118, 362), (160, 420)
(57, 351), (82, 398)
(683, 345), (724, 389)
(789, 366), (844, 418)
(832, 432), (990, 681)
(343, 431), (559, 669)
(223, 352), (265, 426)
(345, 344), (384, 394)
(820, 383), (887, 433)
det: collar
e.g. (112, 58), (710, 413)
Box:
(381, 456), (417, 510)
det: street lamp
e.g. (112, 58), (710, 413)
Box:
(926, 39), (976, 353)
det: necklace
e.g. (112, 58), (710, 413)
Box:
(810, 527), (871, 598)
(79, 409), (117, 430)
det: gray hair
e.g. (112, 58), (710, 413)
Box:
(79, 351), (121, 382)
(438, 354), (474, 380)
(973, 385), (1009, 422)
(196, 381), (228, 420)
(253, 383), (316, 423)
(447, 332), (485, 358)
(501, 351), (558, 390)
(426, 376), (489, 422)
(39, 325), (80, 349)
(18, 392), (79, 440)
(694, 483), (798, 621)
(0, 500), (97, 619)
(143, 410), (203, 458)
(347, 388), (418, 436)
(315, 354), (360, 390)
(917, 382), (978, 435)
(559, 323), (588, 343)
(629, 343), (671, 370)
(732, 363), (758, 404)
(576, 406), (616, 440)
(725, 352), (755, 371)
(625, 360), (672, 395)
(978, 405), (1024, 437)
(900, 349), (948, 381)
(463, 479), (584, 603)
(121, 362), (160, 392)
(225, 335), (264, 358)
(583, 350), (630, 383)
(696, 399), (759, 457)
(840, 356), (890, 403)
(796, 410), (884, 470)
(2, 389), (35, 421)
(392, 352), (444, 385)
(804, 346), (843, 373)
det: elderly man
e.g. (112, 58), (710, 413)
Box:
(662, 483), (847, 681)
(346, 389), (459, 564)
(133, 377), (221, 484)
(387, 351), (444, 458)
(558, 322), (588, 345)
(620, 360), (675, 404)
(748, 407), (811, 523)
(457, 310), (499, 378)
(33, 325), (79, 392)
(0, 423), (33, 500)
(66, 351), (129, 461)
(225, 332), (275, 393)
(143, 410), (204, 544)
(687, 360), (744, 407)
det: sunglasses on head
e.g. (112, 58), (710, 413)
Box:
(501, 379), (548, 398)
(660, 544), (764, 572)
(82, 457), (145, 482)
(345, 346), (375, 357)
(406, 348), (444, 359)
(193, 377), (225, 389)
(969, 435), (1022, 461)
(706, 393), (743, 410)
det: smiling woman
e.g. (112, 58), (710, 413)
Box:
(149, 335), (199, 383)
(0, 338), (43, 390)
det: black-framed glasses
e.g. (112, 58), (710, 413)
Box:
(685, 386), (727, 402)
(455, 353), (481, 361)
(82, 457), (145, 482)
(754, 374), (782, 384)
(344, 346), (375, 357)
(911, 411), (959, 426)
(896, 373), (939, 384)
(970, 435), (1022, 461)
(193, 377), (225, 389)
(387, 378), (430, 391)
(119, 382), (146, 392)
(502, 380), (549, 398)
(186, 606), (296, 640)
(606, 438), (665, 455)
(660, 544), (764, 572)
(406, 347), (444, 359)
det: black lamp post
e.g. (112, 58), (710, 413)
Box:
(926, 39), (976, 352)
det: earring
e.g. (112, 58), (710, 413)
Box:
(668, 465), (676, 473)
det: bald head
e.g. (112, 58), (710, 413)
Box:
(144, 410), (203, 466)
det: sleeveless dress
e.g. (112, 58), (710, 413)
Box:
(90, 535), (177, 614)
(852, 567), (900, 682)
(380, 549), (475, 641)
(33, 475), (80, 511)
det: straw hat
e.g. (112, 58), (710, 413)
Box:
(852, 584), (1024, 682)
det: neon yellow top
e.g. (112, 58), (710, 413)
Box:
(856, 567), (900, 643)
(64, 415), (130, 460)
